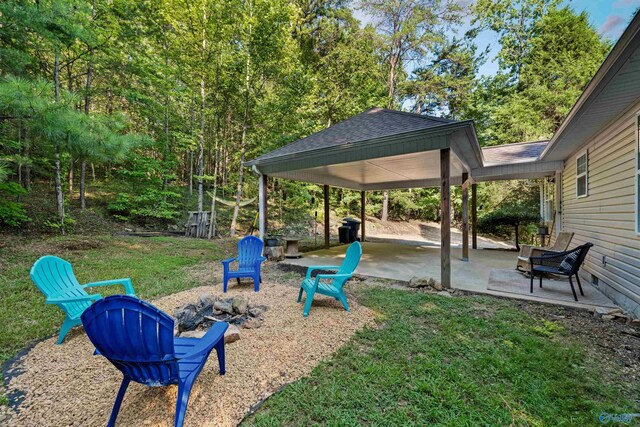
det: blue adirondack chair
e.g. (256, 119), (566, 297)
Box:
(81, 295), (228, 427)
(221, 235), (266, 292)
(297, 241), (362, 317)
(30, 255), (137, 344)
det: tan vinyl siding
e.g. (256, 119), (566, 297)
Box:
(562, 102), (640, 317)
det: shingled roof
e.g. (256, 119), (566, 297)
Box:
(248, 107), (456, 164)
(481, 140), (549, 166)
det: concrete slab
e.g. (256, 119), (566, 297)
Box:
(282, 241), (618, 312)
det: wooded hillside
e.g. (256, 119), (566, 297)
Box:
(0, 0), (610, 239)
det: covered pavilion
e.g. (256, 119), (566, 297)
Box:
(245, 107), (563, 288)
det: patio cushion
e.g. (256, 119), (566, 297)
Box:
(559, 252), (579, 273)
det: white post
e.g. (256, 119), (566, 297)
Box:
(255, 166), (266, 240)
(555, 171), (562, 236)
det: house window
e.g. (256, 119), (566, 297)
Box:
(576, 151), (588, 198)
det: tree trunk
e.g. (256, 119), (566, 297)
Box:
(24, 127), (30, 189)
(197, 7), (207, 213)
(382, 191), (389, 221)
(189, 151), (194, 195)
(81, 1), (95, 211)
(80, 160), (86, 210)
(230, 3), (253, 237)
(68, 158), (74, 199)
(54, 51), (65, 233)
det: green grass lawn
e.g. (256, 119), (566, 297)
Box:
(0, 234), (225, 405)
(244, 288), (639, 426)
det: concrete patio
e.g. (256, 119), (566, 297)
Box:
(282, 240), (618, 311)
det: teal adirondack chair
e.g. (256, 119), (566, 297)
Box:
(297, 241), (362, 317)
(30, 255), (137, 344)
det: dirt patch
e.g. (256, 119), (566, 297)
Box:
(2, 268), (375, 426)
(50, 239), (106, 252)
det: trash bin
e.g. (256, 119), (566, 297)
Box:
(342, 218), (361, 243)
(338, 226), (351, 244)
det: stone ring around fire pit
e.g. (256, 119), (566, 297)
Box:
(174, 294), (266, 344)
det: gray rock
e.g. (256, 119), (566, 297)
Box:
(630, 318), (640, 326)
(180, 330), (206, 339)
(198, 294), (217, 310)
(430, 279), (443, 291)
(248, 307), (264, 318)
(224, 324), (241, 343)
(174, 304), (203, 332)
(595, 307), (622, 316)
(232, 297), (248, 315)
(408, 277), (429, 288)
(214, 300), (234, 315)
(601, 315), (615, 321)
(242, 318), (263, 329)
(436, 291), (452, 298)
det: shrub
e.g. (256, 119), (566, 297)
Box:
(0, 182), (30, 227)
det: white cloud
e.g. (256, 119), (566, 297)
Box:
(599, 14), (625, 34)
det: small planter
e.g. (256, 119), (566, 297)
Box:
(538, 226), (549, 236)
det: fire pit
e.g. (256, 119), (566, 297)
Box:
(174, 294), (266, 343)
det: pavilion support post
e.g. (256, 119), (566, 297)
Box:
(471, 183), (478, 249)
(258, 172), (266, 240)
(360, 191), (366, 242)
(324, 184), (330, 249)
(261, 174), (268, 236)
(461, 172), (469, 261)
(440, 148), (451, 289)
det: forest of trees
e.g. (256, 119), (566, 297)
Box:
(0, 0), (611, 239)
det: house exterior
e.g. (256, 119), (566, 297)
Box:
(532, 12), (640, 318)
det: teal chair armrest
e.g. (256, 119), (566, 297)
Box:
(46, 294), (102, 304)
(82, 278), (136, 296)
(305, 265), (341, 280)
(314, 273), (352, 287)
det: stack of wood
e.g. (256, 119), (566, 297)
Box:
(185, 211), (210, 238)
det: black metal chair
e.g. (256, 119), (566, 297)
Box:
(529, 243), (593, 301)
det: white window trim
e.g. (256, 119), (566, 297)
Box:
(576, 150), (588, 199)
(635, 112), (640, 235)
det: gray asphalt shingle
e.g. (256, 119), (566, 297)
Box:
(249, 107), (455, 163)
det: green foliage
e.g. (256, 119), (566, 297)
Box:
(108, 188), (182, 224)
(477, 181), (540, 244)
(0, 182), (29, 227)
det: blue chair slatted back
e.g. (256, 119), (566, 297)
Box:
(335, 241), (362, 287)
(30, 255), (90, 318)
(81, 295), (179, 386)
(237, 236), (264, 270)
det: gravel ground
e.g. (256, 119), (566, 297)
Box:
(2, 264), (375, 426)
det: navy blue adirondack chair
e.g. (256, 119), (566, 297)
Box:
(81, 295), (228, 427)
(221, 235), (266, 292)
(30, 255), (137, 344)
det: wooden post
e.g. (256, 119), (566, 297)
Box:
(258, 173), (266, 239)
(461, 172), (469, 261)
(360, 191), (366, 242)
(261, 174), (268, 236)
(440, 148), (451, 289)
(471, 183), (478, 249)
(324, 184), (330, 248)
